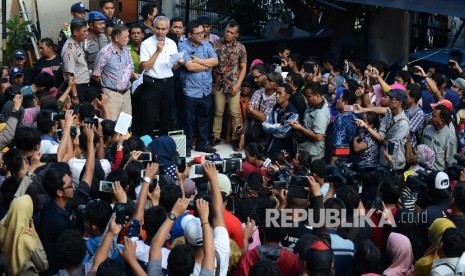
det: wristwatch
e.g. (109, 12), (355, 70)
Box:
(143, 176), (152, 184)
(168, 212), (177, 221)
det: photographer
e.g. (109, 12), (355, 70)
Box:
(449, 179), (465, 228)
(353, 111), (380, 167)
(355, 89), (409, 172)
(238, 143), (269, 180)
(416, 172), (452, 249)
(236, 172), (274, 227)
(0, 94), (22, 151)
(37, 109), (59, 154)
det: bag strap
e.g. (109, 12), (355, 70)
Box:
(252, 93), (265, 127)
(387, 117), (409, 138)
(215, 250), (221, 276)
(436, 262), (456, 273)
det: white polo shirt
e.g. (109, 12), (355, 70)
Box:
(140, 35), (178, 79)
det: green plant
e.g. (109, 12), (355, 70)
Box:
(6, 15), (34, 62)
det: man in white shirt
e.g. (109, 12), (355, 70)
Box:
(136, 16), (183, 137)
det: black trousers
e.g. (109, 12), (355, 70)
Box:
(135, 76), (174, 136)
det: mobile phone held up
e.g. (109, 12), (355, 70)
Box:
(138, 152), (152, 162)
(114, 203), (127, 224)
(177, 157), (186, 173)
(99, 180), (114, 193)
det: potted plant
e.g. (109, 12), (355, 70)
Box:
(6, 15), (34, 64)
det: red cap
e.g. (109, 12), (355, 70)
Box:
(431, 99), (453, 112)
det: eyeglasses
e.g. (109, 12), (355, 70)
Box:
(62, 180), (78, 191)
(61, 185), (74, 190)
(192, 31), (205, 36)
(252, 74), (263, 79)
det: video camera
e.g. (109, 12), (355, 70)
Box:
(405, 169), (432, 208)
(445, 154), (465, 181)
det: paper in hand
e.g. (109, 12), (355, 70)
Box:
(169, 51), (184, 65)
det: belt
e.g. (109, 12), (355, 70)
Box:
(76, 83), (90, 87)
(103, 87), (129, 94)
(143, 75), (173, 83)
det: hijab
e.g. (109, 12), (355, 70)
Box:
(149, 136), (177, 179)
(414, 218), (456, 276)
(384, 232), (415, 276)
(0, 195), (39, 275)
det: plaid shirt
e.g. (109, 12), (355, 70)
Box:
(405, 105), (425, 148)
(249, 88), (276, 118)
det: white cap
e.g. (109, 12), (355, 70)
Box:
(181, 215), (203, 246)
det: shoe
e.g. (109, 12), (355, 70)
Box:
(196, 146), (217, 154)
(210, 138), (221, 146)
(232, 140), (239, 151)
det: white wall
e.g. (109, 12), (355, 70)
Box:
(1, 0), (89, 63)
(36, 0), (90, 41)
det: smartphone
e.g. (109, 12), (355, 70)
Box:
(56, 129), (63, 141)
(287, 176), (309, 199)
(263, 158), (272, 168)
(303, 62), (314, 74)
(194, 164), (204, 175)
(273, 181), (286, 190)
(371, 68), (375, 74)
(388, 142), (395, 155)
(138, 152), (152, 162)
(141, 170), (146, 178)
(70, 126), (77, 138)
(374, 196), (382, 211)
(99, 180), (114, 193)
(343, 59), (349, 74)
(230, 153), (243, 159)
(40, 153), (58, 163)
(177, 156), (186, 173)
(114, 203), (127, 224)
(223, 159), (242, 174)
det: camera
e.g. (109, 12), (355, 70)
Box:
(82, 117), (98, 126)
(406, 169), (430, 208)
(51, 111), (66, 121)
(444, 154), (465, 180)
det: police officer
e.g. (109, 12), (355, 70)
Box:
(62, 18), (90, 103)
(85, 11), (109, 71)
(57, 2), (88, 56)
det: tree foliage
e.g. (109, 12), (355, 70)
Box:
(6, 16), (34, 61)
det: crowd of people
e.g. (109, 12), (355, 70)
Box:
(2, 0), (465, 275)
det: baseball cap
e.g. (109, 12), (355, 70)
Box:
(427, 171), (450, 190)
(452, 78), (465, 91)
(387, 89), (407, 102)
(251, 59), (264, 67)
(13, 49), (26, 60)
(430, 99), (454, 112)
(8, 66), (24, 78)
(197, 15), (212, 25)
(217, 173), (231, 196)
(181, 214), (203, 246)
(305, 240), (333, 275)
(71, 2), (88, 13)
(266, 71), (283, 85)
(88, 11), (106, 22)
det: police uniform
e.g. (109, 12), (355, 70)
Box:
(85, 32), (108, 71)
(62, 37), (91, 102)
